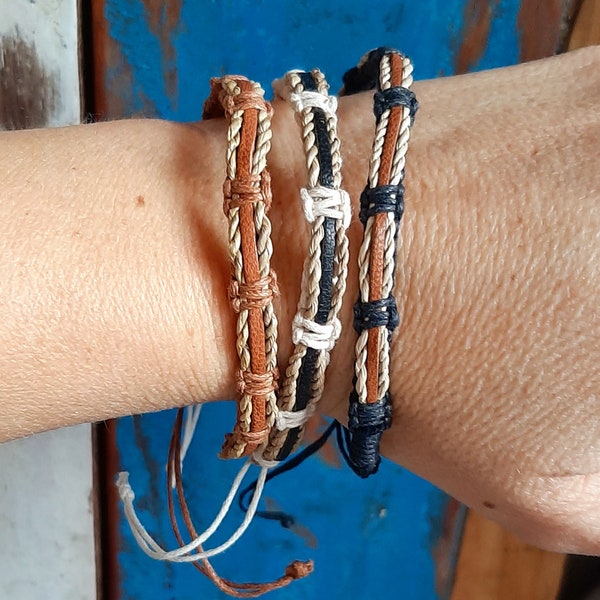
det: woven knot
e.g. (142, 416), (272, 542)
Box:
(235, 368), (279, 397)
(300, 186), (351, 229)
(223, 171), (272, 213)
(353, 296), (399, 333)
(285, 560), (314, 580)
(228, 270), (279, 312)
(289, 90), (338, 118)
(348, 393), (393, 433)
(344, 392), (393, 477)
(218, 79), (271, 117)
(275, 404), (316, 430)
(359, 184), (404, 225)
(292, 315), (341, 351)
(223, 176), (261, 212)
(230, 424), (269, 445)
(234, 90), (273, 116)
(374, 86), (419, 124)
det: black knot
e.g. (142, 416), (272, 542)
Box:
(348, 393), (393, 434)
(341, 47), (395, 95)
(342, 392), (393, 478)
(353, 296), (399, 334)
(374, 87), (419, 124)
(359, 184), (404, 225)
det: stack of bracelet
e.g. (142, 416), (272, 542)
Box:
(338, 48), (418, 478)
(116, 47), (418, 598)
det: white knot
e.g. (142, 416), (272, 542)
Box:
(300, 187), (351, 229)
(276, 405), (316, 430)
(289, 90), (338, 118)
(116, 472), (135, 503)
(292, 315), (342, 351)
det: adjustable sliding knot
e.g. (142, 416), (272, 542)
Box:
(346, 392), (393, 478)
(292, 314), (341, 351)
(235, 368), (279, 397)
(353, 296), (399, 333)
(223, 171), (272, 213)
(374, 87), (419, 124)
(359, 184), (404, 225)
(228, 270), (279, 312)
(289, 90), (338, 118)
(300, 186), (351, 228)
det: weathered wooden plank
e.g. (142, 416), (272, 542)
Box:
(0, 1), (82, 128)
(0, 2), (96, 599)
(569, 0), (600, 48)
(451, 511), (565, 600)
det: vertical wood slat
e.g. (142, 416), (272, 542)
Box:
(451, 512), (565, 600)
(569, 0), (600, 48)
(0, 2), (96, 599)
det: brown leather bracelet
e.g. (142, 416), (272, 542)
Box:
(203, 76), (280, 459)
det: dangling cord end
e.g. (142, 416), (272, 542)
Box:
(238, 420), (338, 523)
(167, 407), (314, 597)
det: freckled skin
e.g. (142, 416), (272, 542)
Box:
(0, 48), (598, 554)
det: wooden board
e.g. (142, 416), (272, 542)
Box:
(0, 2), (96, 599)
(451, 512), (565, 600)
(569, 0), (600, 48)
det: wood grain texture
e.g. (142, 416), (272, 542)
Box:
(517, 0), (581, 62)
(451, 512), (565, 600)
(569, 0), (600, 48)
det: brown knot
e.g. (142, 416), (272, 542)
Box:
(228, 270), (279, 312)
(235, 368), (279, 397)
(232, 90), (269, 113)
(285, 560), (314, 580)
(232, 425), (269, 445)
(223, 175), (262, 213)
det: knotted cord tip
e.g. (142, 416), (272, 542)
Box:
(285, 559), (314, 580)
(115, 471), (134, 502)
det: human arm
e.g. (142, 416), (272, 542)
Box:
(0, 47), (598, 553)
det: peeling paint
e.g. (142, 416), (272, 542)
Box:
(454, 0), (499, 74)
(517, 0), (576, 62)
(141, 0), (183, 102)
(0, 34), (57, 130)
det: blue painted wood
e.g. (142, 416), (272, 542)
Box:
(102, 1), (527, 598)
(117, 408), (452, 599)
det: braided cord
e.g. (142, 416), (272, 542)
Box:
(259, 69), (350, 463)
(203, 76), (280, 459)
(341, 48), (418, 478)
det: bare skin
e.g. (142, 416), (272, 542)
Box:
(0, 48), (598, 554)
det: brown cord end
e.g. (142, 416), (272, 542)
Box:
(285, 560), (314, 580)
